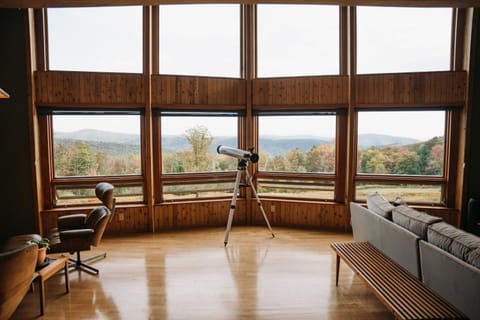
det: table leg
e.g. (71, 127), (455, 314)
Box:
(39, 279), (45, 316)
(335, 254), (340, 287)
(64, 260), (70, 293)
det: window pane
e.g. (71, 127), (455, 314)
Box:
(258, 179), (334, 200)
(53, 115), (141, 177)
(355, 183), (442, 204)
(161, 115), (238, 173)
(357, 7), (451, 74)
(258, 115), (336, 173)
(159, 4), (240, 77)
(163, 181), (234, 201)
(55, 184), (143, 206)
(48, 7), (143, 73)
(357, 111), (445, 176)
(257, 4), (339, 77)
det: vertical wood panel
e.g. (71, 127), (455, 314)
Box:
(355, 71), (466, 106)
(253, 76), (349, 107)
(35, 71), (145, 106)
(151, 75), (246, 106)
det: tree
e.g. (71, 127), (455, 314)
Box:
(184, 125), (214, 171)
(306, 144), (335, 173)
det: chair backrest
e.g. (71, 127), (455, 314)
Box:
(85, 182), (115, 247)
(85, 207), (110, 246)
(0, 242), (38, 319)
(95, 182), (116, 222)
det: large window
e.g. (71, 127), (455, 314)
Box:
(355, 110), (446, 203)
(357, 7), (452, 74)
(159, 4), (240, 77)
(160, 112), (239, 201)
(47, 6), (143, 73)
(49, 113), (144, 206)
(257, 113), (337, 200)
(257, 4), (339, 77)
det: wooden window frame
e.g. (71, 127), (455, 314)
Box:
(38, 112), (147, 208)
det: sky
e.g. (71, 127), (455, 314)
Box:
(48, 5), (451, 140)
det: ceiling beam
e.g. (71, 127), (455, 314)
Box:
(1, 0), (479, 9)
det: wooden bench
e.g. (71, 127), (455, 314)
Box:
(331, 242), (467, 320)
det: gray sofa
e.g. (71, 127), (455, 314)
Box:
(350, 193), (480, 320)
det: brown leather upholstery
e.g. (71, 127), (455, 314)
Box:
(47, 182), (115, 275)
(0, 242), (38, 319)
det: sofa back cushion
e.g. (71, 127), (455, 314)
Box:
(467, 248), (480, 269)
(367, 192), (395, 220)
(392, 206), (442, 240)
(428, 221), (480, 262)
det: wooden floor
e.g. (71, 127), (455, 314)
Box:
(12, 226), (393, 320)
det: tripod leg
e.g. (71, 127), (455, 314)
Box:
(246, 170), (275, 238)
(224, 169), (243, 246)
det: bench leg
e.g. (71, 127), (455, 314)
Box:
(335, 254), (340, 287)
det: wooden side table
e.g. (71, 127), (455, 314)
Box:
(33, 256), (70, 315)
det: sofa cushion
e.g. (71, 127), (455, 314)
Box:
(428, 222), (480, 262)
(467, 248), (480, 269)
(392, 206), (442, 240)
(367, 192), (394, 219)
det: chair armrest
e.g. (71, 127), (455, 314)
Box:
(59, 229), (94, 240)
(58, 214), (87, 230)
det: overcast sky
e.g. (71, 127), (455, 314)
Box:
(49, 5), (451, 140)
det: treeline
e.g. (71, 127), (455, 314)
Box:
(358, 136), (444, 175)
(54, 128), (444, 178)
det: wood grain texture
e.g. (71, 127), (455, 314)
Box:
(355, 71), (466, 107)
(154, 200), (247, 230)
(253, 76), (349, 107)
(40, 201), (459, 233)
(12, 227), (395, 320)
(152, 75), (246, 107)
(251, 200), (349, 231)
(35, 71), (145, 106)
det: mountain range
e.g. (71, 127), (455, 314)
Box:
(54, 129), (420, 157)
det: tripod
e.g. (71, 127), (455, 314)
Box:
(224, 159), (275, 246)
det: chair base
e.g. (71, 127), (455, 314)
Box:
(68, 251), (106, 275)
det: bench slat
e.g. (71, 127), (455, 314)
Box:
(331, 242), (467, 320)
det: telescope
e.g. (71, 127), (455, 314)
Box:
(216, 145), (259, 163)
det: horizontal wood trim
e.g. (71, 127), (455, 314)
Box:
(35, 71), (146, 106)
(355, 71), (467, 107)
(253, 76), (349, 106)
(152, 75), (246, 106)
(2, 0), (479, 8)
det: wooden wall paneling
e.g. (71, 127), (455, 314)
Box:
(35, 71), (145, 106)
(151, 75), (246, 107)
(154, 200), (246, 230)
(355, 71), (466, 107)
(252, 76), (349, 107)
(250, 200), (348, 230)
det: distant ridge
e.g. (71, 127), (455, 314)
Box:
(55, 129), (421, 156)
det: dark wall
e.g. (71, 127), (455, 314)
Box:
(0, 9), (36, 242)
(463, 9), (480, 230)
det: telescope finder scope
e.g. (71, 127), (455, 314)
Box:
(217, 145), (259, 163)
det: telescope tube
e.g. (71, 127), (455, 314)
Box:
(217, 145), (259, 163)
